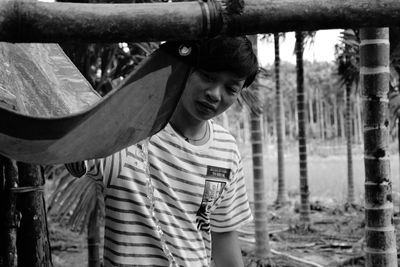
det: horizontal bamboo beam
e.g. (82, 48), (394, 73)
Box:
(1, 0), (400, 42)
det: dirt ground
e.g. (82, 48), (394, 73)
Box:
(240, 202), (368, 267)
(48, 200), (400, 267)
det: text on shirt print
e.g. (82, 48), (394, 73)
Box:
(196, 166), (231, 232)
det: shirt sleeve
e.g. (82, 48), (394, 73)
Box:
(210, 158), (253, 232)
(64, 161), (88, 178)
(64, 150), (125, 187)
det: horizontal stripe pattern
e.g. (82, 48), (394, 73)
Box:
(69, 120), (252, 266)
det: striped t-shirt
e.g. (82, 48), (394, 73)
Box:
(66, 120), (252, 267)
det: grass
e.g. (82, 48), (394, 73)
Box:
(240, 140), (400, 206)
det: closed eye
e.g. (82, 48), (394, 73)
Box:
(227, 85), (240, 94)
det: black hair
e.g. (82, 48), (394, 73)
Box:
(160, 36), (259, 88)
(196, 36), (259, 88)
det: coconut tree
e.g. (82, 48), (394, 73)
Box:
(243, 34), (271, 258)
(361, 27), (398, 267)
(295, 31), (313, 223)
(274, 33), (289, 206)
(334, 29), (360, 205)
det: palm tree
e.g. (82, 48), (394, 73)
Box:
(360, 27), (398, 267)
(242, 34), (271, 258)
(334, 29), (360, 205)
(274, 32), (289, 206)
(295, 31), (311, 223)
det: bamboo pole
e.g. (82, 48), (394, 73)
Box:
(1, 0), (400, 42)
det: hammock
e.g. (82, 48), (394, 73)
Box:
(0, 43), (189, 164)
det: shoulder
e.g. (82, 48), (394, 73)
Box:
(212, 121), (237, 146)
(210, 121), (241, 160)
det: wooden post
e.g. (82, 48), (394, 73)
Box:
(16, 163), (52, 267)
(0, 157), (18, 267)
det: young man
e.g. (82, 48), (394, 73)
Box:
(66, 35), (259, 267)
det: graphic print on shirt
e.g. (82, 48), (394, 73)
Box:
(196, 166), (230, 232)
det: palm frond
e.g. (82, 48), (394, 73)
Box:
(46, 165), (104, 233)
(239, 68), (271, 116)
(334, 29), (360, 91)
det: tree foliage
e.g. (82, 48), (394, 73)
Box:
(57, 0), (160, 96)
(334, 29), (360, 90)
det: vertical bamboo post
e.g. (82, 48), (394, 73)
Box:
(361, 27), (398, 267)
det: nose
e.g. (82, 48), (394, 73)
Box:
(205, 84), (222, 103)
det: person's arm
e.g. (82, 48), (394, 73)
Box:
(211, 231), (244, 267)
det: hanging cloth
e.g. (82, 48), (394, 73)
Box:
(0, 42), (191, 164)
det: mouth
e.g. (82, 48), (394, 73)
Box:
(197, 101), (217, 113)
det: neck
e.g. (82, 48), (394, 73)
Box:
(170, 107), (208, 141)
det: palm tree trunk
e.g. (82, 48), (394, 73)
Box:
(0, 157), (18, 267)
(308, 90), (315, 138)
(288, 103), (294, 140)
(361, 27), (398, 267)
(274, 33), (288, 205)
(323, 101), (328, 139)
(325, 101), (331, 138)
(294, 100), (299, 138)
(249, 34), (271, 257)
(333, 95), (338, 139)
(243, 108), (250, 144)
(356, 94), (363, 144)
(295, 31), (311, 223)
(398, 118), (400, 197)
(345, 79), (355, 204)
(320, 96), (325, 140)
(16, 163), (52, 267)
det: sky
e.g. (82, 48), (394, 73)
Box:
(258, 29), (342, 66)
